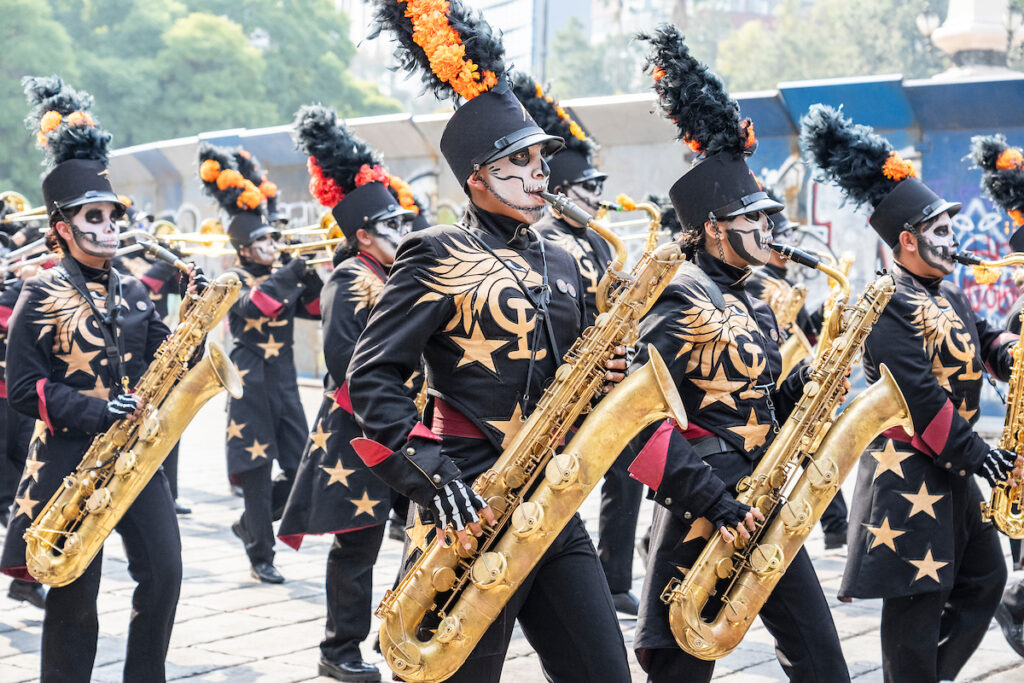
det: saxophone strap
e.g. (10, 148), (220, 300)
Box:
(59, 256), (128, 398)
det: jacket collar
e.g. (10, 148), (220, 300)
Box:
(695, 249), (752, 290)
(463, 203), (534, 249)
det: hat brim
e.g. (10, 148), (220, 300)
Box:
(570, 168), (608, 185)
(921, 199), (961, 224)
(721, 196), (784, 218)
(478, 132), (565, 166)
(60, 190), (127, 214)
(247, 226), (280, 243)
(371, 205), (417, 223)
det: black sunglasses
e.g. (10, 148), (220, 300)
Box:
(575, 179), (604, 194)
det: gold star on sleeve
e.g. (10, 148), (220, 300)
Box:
(13, 492), (38, 519)
(900, 482), (944, 520)
(257, 334), (284, 359)
(243, 316), (269, 333)
(865, 517), (906, 552)
(225, 420), (246, 441)
(907, 548), (948, 583)
(690, 365), (746, 411)
(21, 455), (45, 482)
(350, 490), (381, 517)
(683, 517), (714, 543)
(321, 460), (354, 487)
(245, 439), (269, 460)
(309, 422), (331, 452)
(870, 440), (913, 481)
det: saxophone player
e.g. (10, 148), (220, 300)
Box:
(0, 75), (200, 683)
(626, 27), (850, 682)
(347, 2), (631, 680)
(277, 104), (419, 683)
(197, 143), (323, 585)
(971, 133), (1024, 659)
(804, 106), (1022, 683)
(514, 73), (644, 616)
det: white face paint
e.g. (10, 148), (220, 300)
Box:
(67, 201), (120, 259)
(723, 211), (773, 266)
(478, 144), (550, 223)
(246, 235), (278, 265)
(369, 215), (413, 263)
(566, 178), (603, 213)
(915, 212), (957, 276)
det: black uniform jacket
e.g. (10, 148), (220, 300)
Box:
(745, 261), (821, 344)
(533, 212), (613, 325)
(279, 252), (401, 547)
(0, 259), (171, 579)
(347, 204), (586, 508)
(626, 250), (808, 524)
(113, 249), (182, 319)
(224, 258), (322, 477)
(0, 280), (26, 400)
(840, 265), (1015, 599)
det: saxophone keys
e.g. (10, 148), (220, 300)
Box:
(545, 452), (580, 490)
(431, 567), (457, 592)
(114, 451), (137, 477)
(803, 380), (820, 397)
(806, 458), (839, 490)
(723, 597), (750, 625)
(748, 543), (783, 576)
(511, 501), (544, 538)
(85, 488), (112, 513)
(780, 500), (813, 534)
(502, 466), (527, 490)
(435, 614), (463, 644)
(714, 557), (734, 579)
(470, 551), (508, 589)
(63, 532), (83, 555)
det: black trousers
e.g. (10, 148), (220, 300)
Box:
(641, 547), (849, 683)
(598, 449), (644, 593)
(162, 442), (180, 500)
(1005, 575), (1024, 620)
(236, 462), (294, 565)
(323, 522), (389, 664)
(443, 514), (629, 683)
(0, 400), (34, 515)
(41, 472), (181, 683)
(879, 520), (1005, 683)
(819, 488), (849, 535)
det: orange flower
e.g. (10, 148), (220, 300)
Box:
(307, 157), (345, 207)
(200, 160), (221, 183)
(65, 111), (94, 127)
(568, 121), (585, 141)
(652, 67), (666, 82)
(535, 83), (543, 99)
(617, 194), (636, 211)
(389, 174), (419, 213)
(237, 186), (264, 210)
(259, 180), (278, 198)
(36, 131), (48, 147)
(684, 136), (702, 155)
(40, 110), (62, 133)
(741, 119), (756, 150)
(216, 169), (245, 191)
(997, 148), (1024, 171)
(882, 152), (917, 182)
(239, 150), (251, 159)
(1011, 209), (1024, 226)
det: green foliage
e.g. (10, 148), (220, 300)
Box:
(716, 0), (949, 92)
(547, 17), (647, 99)
(1, 0), (400, 201)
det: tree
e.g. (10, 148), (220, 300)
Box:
(0, 0), (80, 203)
(547, 17), (647, 99)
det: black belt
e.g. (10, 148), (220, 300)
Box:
(689, 435), (734, 459)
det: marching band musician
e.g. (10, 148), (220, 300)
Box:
(624, 28), (850, 682)
(513, 73), (644, 615)
(198, 143), (322, 585)
(0, 75), (199, 683)
(970, 133), (1024, 659)
(277, 104), (419, 683)
(744, 195), (850, 550)
(803, 106), (1022, 683)
(347, 1), (632, 680)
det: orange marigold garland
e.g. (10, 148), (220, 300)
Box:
(40, 110), (62, 133)
(741, 119), (756, 150)
(1011, 209), (1024, 226)
(259, 180), (278, 199)
(399, 0), (498, 101)
(238, 181), (264, 210)
(997, 148), (1024, 171)
(882, 152), (917, 182)
(389, 174), (420, 214)
(307, 157), (346, 208)
(200, 160), (221, 183)
(216, 169), (245, 191)
(354, 163), (389, 188)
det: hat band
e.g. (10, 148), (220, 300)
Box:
(471, 125), (547, 168)
(713, 191), (771, 218)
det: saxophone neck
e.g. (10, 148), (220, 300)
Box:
(540, 191), (627, 273)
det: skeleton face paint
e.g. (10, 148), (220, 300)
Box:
(478, 144), (549, 223)
(67, 201), (120, 259)
(916, 212), (957, 276)
(724, 211), (773, 266)
(247, 235), (278, 265)
(566, 178), (603, 213)
(370, 215), (413, 263)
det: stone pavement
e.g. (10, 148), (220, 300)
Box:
(2, 387), (1023, 682)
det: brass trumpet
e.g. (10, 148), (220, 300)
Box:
(0, 191), (31, 214)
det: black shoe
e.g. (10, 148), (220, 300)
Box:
(231, 520), (251, 545)
(8, 579), (46, 609)
(996, 601), (1024, 658)
(174, 500), (192, 515)
(318, 657), (381, 682)
(824, 531), (847, 550)
(612, 591), (639, 616)
(250, 561), (284, 584)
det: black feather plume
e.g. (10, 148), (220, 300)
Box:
(638, 24), (754, 158)
(23, 75), (112, 170)
(799, 104), (907, 210)
(970, 134), (1024, 221)
(22, 74), (94, 133)
(293, 104), (384, 207)
(512, 72), (593, 158)
(233, 147), (282, 217)
(198, 143), (256, 217)
(370, 0), (506, 103)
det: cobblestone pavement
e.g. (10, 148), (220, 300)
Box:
(2, 388), (1023, 682)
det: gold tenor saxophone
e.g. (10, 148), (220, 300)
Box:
(662, 246), (912, 660)
(953, 251), (1024, 537)
(374, 191), (687, 682)
(24, 261), (243, 586)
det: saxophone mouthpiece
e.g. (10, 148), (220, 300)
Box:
(950, 250), (984, 266)
(770, 244), (821, 269)
(539, 191), (595, 227)
(140, 239), (190, 274)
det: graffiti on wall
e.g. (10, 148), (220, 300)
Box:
(952, 196), (1020, 326)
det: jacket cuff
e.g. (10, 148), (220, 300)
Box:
(351, 426), (460, 507)
(653, 474), (727, 525)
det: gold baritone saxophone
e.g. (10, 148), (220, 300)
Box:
(374, 191), (687, 682)
(663, 245), (912, 660)
(953, 251), (1024, 537)
(24, 268), (244, 586)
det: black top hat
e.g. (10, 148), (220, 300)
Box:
(640, 26), (779, 232)
(24, 75), (125, 220)
(372, 0), (562, 188)
(293, 104), (415, 242)
(970, 134), (1024, 252)
(801, 104), (959, 248)
(234, 148), (287, 224)
(197, 143), (274, 247)
(512, 73), (600, 190)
